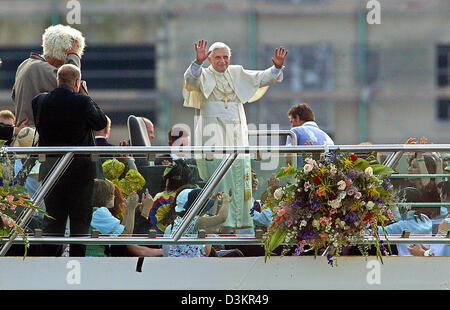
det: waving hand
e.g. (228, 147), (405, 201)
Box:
(194, 40), (211, 65)
(272, 46), (288, 69)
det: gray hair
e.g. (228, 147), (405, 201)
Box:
(208, 42), (232, 56)
(42, 24), (86, 61)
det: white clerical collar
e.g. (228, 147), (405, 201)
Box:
(208, 65), (226, 75)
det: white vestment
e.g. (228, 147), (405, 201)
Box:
(183, 63), (283, 229)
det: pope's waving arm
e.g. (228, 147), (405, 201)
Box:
(184, 40), (211, 90)
(258, 46), (288, 87)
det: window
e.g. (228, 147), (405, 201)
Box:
(437, 45), (449, 87)
(259, 43), (333, 91)
(437, 98), (449, 121)
(0, 44), (156, 90)
(355, 45), (380, 86)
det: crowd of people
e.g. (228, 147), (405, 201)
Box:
(0, 24), (448, 258)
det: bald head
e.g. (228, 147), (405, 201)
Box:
(94, 115), (111, 139)
(140, 117), (155, 142)
(57, 64), (81, 92)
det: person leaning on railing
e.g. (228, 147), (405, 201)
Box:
(408, 218), (450, 257)
(377, 187), (432, 256)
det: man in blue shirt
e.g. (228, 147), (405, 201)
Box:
(285, 103), (334, 166)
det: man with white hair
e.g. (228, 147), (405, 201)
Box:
(12, 24), (86, 126)
(183, 40), (287, 232)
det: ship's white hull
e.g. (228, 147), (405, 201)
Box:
(1, 256), (448, 290)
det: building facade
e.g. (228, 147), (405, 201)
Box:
(0, 0), (448, 145)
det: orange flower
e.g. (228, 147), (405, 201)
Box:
(277, 207), (288, 217)
(5, 195), (14, 203)
(316, 187), (327, 197)
(319, 233), (328, 239)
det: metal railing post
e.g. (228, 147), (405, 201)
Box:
(171, 151), (239, 241)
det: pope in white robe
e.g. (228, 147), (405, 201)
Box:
(182, 40), (287, 231)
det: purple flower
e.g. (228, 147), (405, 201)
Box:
(326, 253), (334, 266)
(249, 201), (262, 217)
(345, 212), (358, 222)
(383, 178), (391, 190)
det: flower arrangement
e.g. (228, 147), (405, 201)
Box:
(0, 151), (47, 256)
(263, 151), (397, 266)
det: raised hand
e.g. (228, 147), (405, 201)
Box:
(272, 46), (288, 69)
(119, 140), (129, 147)
(194, 40), (211, 65)
(221, 189), (232, 204)
(119, 140), (130, 158)
(212, 192), (224, 200)
(405, 137), (417, 144)
(15, 118), (29, 135)
(140, 188), (154, 218)
(126, 192), (139, 209)
(68, 40), (80, 56)
(79, 80), (88, 95)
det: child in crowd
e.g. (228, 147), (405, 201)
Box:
(146, 159), (193, 234)
(85, 179), (162, 257)
(162, 188), (231, 257)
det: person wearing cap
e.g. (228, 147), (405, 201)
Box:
(162, 187), (231, 257)
(13, 127), (41, 202)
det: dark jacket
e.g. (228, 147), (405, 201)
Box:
(95, 137), (114, 146)
(32, 84), (107, 180)
(32, 84), (106, 147)
(0, 123), (14, 145)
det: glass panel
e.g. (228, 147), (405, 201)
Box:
(389, 151), (449, 226)
(0, 152), (67, 256)
(3, 148), (447, 258)
(380, 150), (449, 256)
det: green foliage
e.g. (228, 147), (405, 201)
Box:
(276, 164), (296, 179)
(264, 229), (287, 262)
